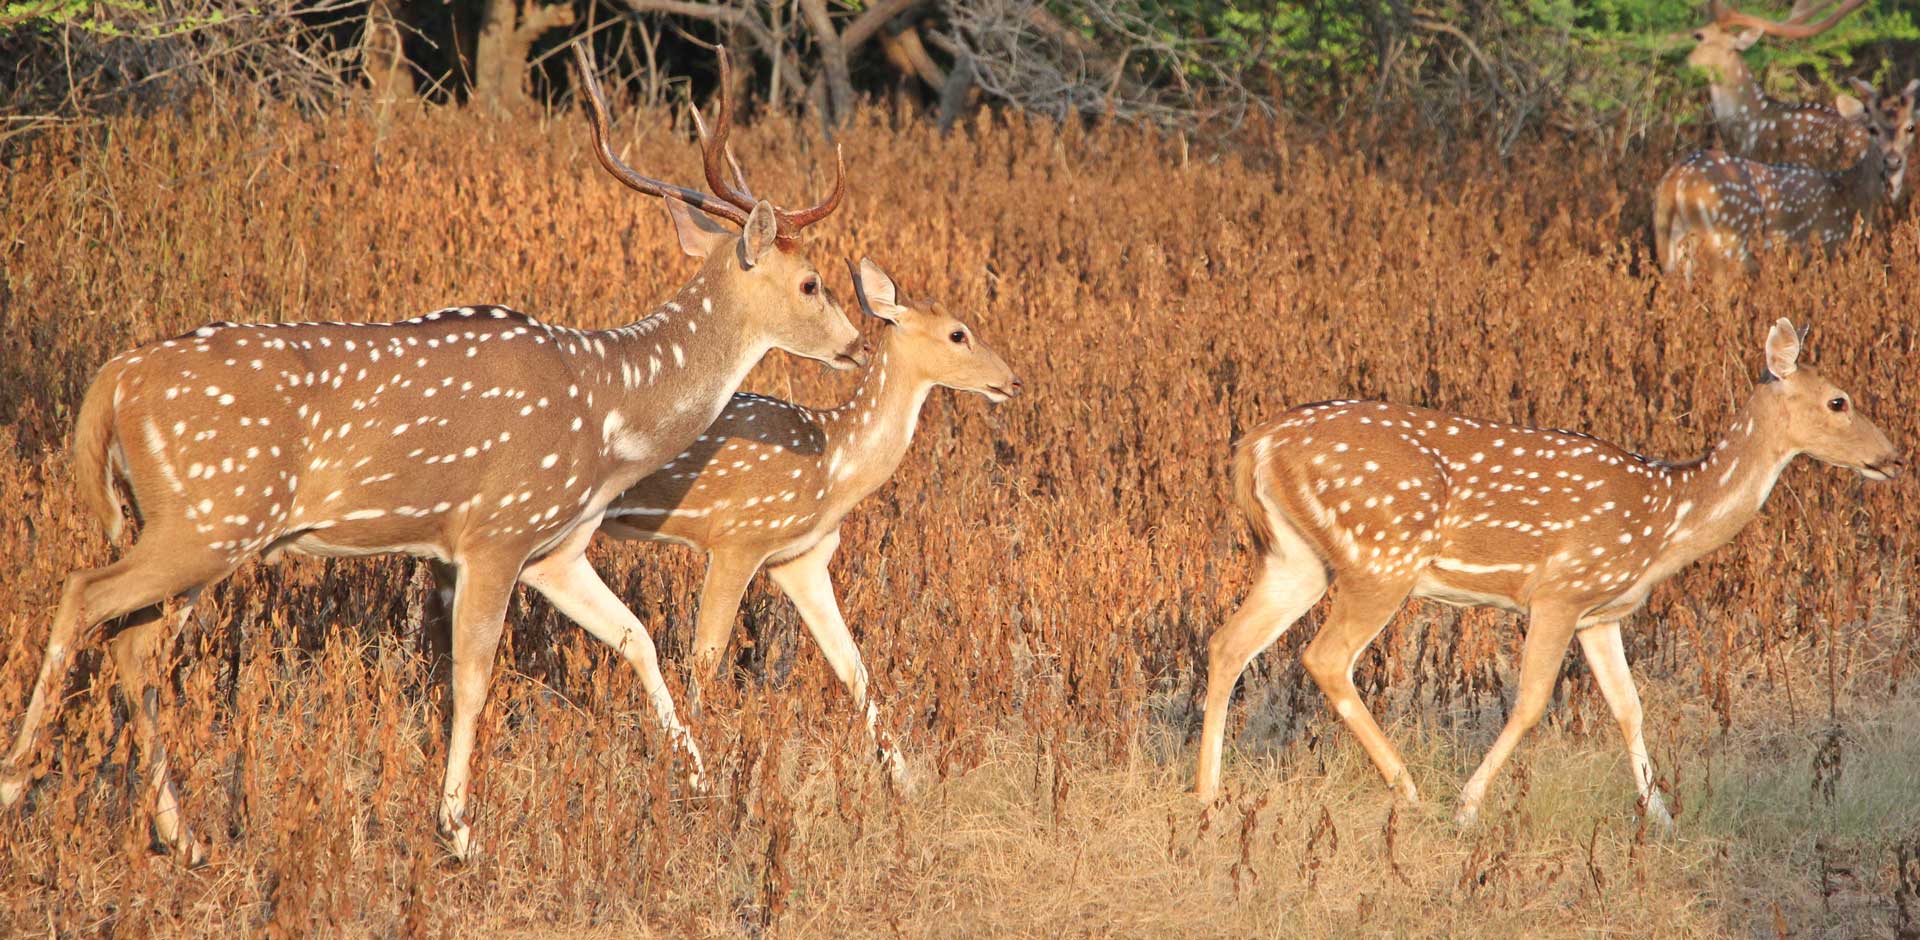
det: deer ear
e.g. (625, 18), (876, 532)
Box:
(1835, 93), (1867, 121)
(847, 257), (904, 324)
(1902, 78), (1920, 104)
(663, 198), (734, 259)
(1765, 318), (1803, 380)
(738, 201), (780, 269)
(1733, 28), (1762, 50)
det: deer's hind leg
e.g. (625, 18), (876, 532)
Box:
(107, 590), (206, 864)
(1196, 544), (1329, 803)
(1300, 577), (1421, 802)
(1, 528), (232, 809)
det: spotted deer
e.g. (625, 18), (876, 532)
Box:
(592, 258), (1017, 781)
(1196, 320), (1902, 827)
(1686, 0), (1869, 170)
(0, 42), (867, 863)
(1654, 79), (1915, 274)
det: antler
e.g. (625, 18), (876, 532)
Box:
(689, 100), (758, 203)
(780, 147), (845, 233)
(572, 41), (845, 245)
(699, 48), (760, 215)
(697, 47), (847, 244)
(571, 42), (750, 227)
(1708, 0), (1866, 39)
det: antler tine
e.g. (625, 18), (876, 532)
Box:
(700, 46), (761, 215)
(1786, 0), (1841, 24)
(780, 144), (846, 232)
(1714, 0), (1865, 38)
(570, 42), (748, 226)
(690, 103), (758, 202)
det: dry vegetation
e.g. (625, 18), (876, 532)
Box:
(1, 99), (1918, 938)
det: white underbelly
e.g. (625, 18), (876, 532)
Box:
(281, 535), (449, 561)
(1411, 570), (1526, 614)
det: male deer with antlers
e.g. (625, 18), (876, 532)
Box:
(1654, 79), (1915, 273)
(1686, 0), (1870, 170)
(1196, 320), (1902, 826)
(0, 43), (866, 862)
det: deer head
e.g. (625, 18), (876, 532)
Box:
(1846, 77), (1920, 202)
(847, 258), (1022, 402)
(1757, 318), (1903, 479)
(1687, 0), (1865, 84)
(574, 43), (866, 371)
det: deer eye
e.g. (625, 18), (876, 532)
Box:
(1828, 397), (1849, 413)
(800, 277), (820, 296)
(949, 330), (967, 345)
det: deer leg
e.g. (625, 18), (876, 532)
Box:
(688, 548), (762, 685)
(519, 546), (705, 794)
(437, 554), (519, 862)
(1576, 622), (1671, 830)
(106, 590), (205, 865)
(1299, 580), (1420, 803)
(2, 536), (228, 807)
(764, 530), (905, 784)
(1196, 550), (1329, 803)
(420, 559), (457, 669)
(1455, 602), (1581, 826)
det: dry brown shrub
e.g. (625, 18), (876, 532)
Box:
(0, 98), (1916, 938)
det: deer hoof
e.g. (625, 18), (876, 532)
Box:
(1643, 794), (1675, 834)
(0, 769), (24, 808)
(1453, 803), (1480, 829)
(881, 748), (918, 796)
(438, 811), (476, 863)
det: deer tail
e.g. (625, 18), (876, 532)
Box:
(72, 361), (128, 542)
(1232, 437), (1278, 557)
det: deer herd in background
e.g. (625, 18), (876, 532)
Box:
(0, 14), (1909, 868)
(1657, 0), (1919, 273)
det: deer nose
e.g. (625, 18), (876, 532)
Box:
(841, 337), (872, 367)
(1008, 377), (1024, 397)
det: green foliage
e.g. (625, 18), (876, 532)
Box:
(1047, 0), (1918, 121)
(2, 0), (240, 38)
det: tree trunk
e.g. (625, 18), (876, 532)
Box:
(798, 0), (853, 128)
(362, 0), (414, 104)
(474, 0), (575, 114)
(936, 51), (974, 133)
(878, 22), (944, 92)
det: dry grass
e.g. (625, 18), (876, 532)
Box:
(0, 100), (1917, 938)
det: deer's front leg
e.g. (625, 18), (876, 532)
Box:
(1456, 601), (1582, 827)
(519, 543), (705, 793)
(1576, 621), (1670, 830)
(439, 554), (519, 862)
(765, 530), (905, 785)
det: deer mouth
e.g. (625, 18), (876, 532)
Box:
(831, 339), (872, 371)
(1860, 456), (1904, 481)
(980, 379), (1022, 403)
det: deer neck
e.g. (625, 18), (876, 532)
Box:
(1838, 144), (1891, 217)
(586, 275), (768, 484)
(1647, 393), (1796, 575)
(1708, 65), (1765, 149)
(818, 335), (934, 514)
